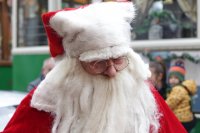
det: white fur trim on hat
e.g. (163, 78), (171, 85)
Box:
(79, 46), (132, 62)
(49, 2), (135, 58)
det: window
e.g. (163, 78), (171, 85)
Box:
(132, 0), (197, 40)
(17, 0), (48, 47)
(13, 0), (199, 50)
(62, 0), (91, 8)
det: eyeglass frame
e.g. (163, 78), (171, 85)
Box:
(80, 56), (129, 75)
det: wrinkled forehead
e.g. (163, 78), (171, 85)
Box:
(79, 46), (132, 62)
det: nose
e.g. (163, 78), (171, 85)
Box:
(103, 60), (117, 77)
(104, 65), (117, 77)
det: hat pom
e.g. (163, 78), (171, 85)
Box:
(175, 60), (185, 70)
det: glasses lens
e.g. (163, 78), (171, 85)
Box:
(88, 56), (129, 74)
(113, 57), (129, 71)
(90, 60), (107, 74)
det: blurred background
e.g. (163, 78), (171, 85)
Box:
(0, 0), (199, 132)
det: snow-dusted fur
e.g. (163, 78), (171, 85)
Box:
(31, 50), (160, 133)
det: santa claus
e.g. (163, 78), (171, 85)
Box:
(2, 2), (186, 133)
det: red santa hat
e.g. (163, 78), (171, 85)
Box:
(42, 2), (135, 62)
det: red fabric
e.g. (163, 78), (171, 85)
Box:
(42, 11), (63, 57)
(42, 8), (75, 57)
(42, 6), (87, 57)
(1, 89), (54, 133)
(1, 87), (187, 133)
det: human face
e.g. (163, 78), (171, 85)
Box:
(149, 67), (163, 88)
(80, 56), (129, 78)
(169, 75), (180, 87)
(149, 67), (158, 86)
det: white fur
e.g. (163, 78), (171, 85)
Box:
(49, 2), (135, 60)
(79, 46), (132, 62)
(31, 50), (160, 133)
(31, 57), (72, 112)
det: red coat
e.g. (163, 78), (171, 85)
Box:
(1, 87), (187, 133)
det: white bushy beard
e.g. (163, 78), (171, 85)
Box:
(37, 51), (160, 133)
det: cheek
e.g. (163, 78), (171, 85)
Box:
(169, 78), (179, 85)
(151, 75), (157, 83)
(174, 79), (180, 84)
(149, 75), (156, 85)
(169, 78), (174, 84)
(80, 62), (97, 75)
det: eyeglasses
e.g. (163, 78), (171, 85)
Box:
(86, 56), (129, 74)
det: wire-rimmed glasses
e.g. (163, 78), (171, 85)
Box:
(86, 56), (129, 74)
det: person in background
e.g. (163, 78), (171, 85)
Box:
(27, 57), (55, 91)
(149, 61), (167, 99)
(2, 2), (187, 133)
(166, 60), (197, 132)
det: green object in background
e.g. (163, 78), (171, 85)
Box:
(191, 118), (200, 133)
(0, 66), (12, 90)
(13, 54), (49, 92)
